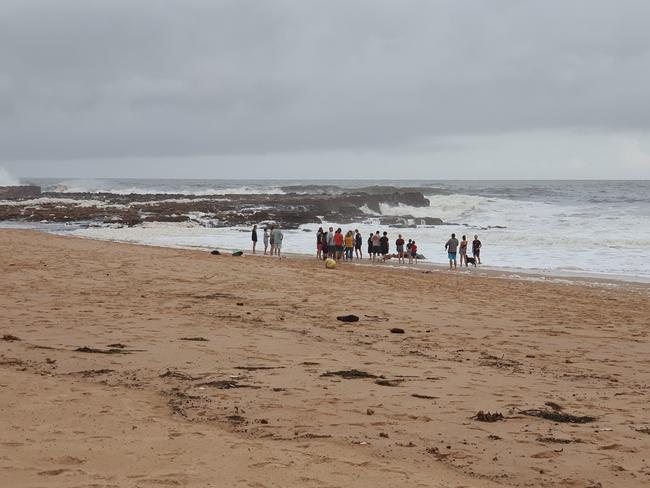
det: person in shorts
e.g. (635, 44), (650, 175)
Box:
(410, 240), (418, 264)
(379, 231), (389, 256)
(273, 225), (283, 257)
(445, 233), (459, 270)
(371, 231), (381, 262)
(354, 229), (363, 259)
(472, 234), (482, 264)
(395, 234), (405, 263)
(459, 235), (468, 267)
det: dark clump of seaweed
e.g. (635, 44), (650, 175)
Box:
(198, 380), (258, 389)
(74, 346), (130, 354)
(520, 409), (596, 423)
(472, 411), (504, 422)
(321, 369), (377, 379)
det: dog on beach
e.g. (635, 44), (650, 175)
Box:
(466, 256), (477, 267)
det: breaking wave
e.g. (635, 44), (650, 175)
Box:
(0, 168), (20, 186)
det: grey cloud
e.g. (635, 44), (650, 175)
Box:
(1, 0), (650, 165)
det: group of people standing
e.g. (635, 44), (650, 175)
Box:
(251, 224), (284, 256)
(251, 224), (484, 270)
(444, 233), (482, 269)
(316, 227), (420, 264)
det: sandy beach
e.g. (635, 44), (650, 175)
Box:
(2, 229), (650, 487)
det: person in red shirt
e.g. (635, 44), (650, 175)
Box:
(410, 241), (418, 264)
(334, 228), (344, 261)
(395, 234), (405, 264)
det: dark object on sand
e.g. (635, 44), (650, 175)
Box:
(337, 315), (359, 322)
(1, 334), (20, 341)
(536, 436), (575, 444)
(235, 365), (283, 371)
(520, 409), (596, 423)
(226, 415), (246, 423)
(210, 249), (221, 255)
(74, 346), (130, 354)
(199, 380), (258, 389)
(73, 369), (114, 377)
(107, 343), (127, 349)
(160, 370), (197, 380)
(321, 369), (376, 379)
(232, 250), (243, 256)
(412, 393), (438, 400)
(544, 401), (563, 411)
(473, 411), (504, 422)
(179, 336), (209, 341)
(390, 328), (405, 334)
(375, 379), (403, 387)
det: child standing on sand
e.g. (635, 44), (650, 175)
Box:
(410, 240), (418, 264)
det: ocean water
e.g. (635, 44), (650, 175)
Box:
(14, 178), (650, 280)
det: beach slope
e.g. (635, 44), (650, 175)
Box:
(1, 229), (649, 487)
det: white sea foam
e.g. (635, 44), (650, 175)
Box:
(0, 197), (123, 208)
(0, 168), (20, 186)
(53, 180), (286, 196)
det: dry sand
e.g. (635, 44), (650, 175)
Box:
(1, 229), (650, 487)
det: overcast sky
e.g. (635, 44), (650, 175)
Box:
(1, 0), (650, 180)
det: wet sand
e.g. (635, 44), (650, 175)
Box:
(1, 229), (649, 487)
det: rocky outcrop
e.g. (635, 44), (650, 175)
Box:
(0, 189), (443, 228)
(0, 185), (41, 200)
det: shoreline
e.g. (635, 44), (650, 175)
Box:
(30, 223), (650, 291)
(2, 228), (650, 487)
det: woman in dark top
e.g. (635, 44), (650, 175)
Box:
(316, 227), (324, 260)
(321, 229), (329, 260)
(367, 233), (373, 260)
(251, 225), (258, 254)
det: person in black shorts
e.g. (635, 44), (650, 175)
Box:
(380, 231), (389, 256)
(354, 229), (363, 259)
(472, 234), (482, 264)
(367, 233), (373, 260)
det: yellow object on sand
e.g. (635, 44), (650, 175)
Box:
(325, 258), (336, 269)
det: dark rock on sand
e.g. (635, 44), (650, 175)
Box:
(337, 315), (360, 322)
(390, 328), (405, 334)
